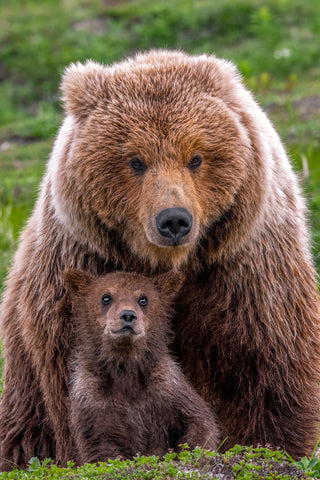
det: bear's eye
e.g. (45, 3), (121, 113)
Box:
(130, 156), (147, 174)
(101, 294), (112, 305)
(188, 154), (202, 171)
(138, 296), (148, 307)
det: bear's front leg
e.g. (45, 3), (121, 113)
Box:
(26, 307), (75, 466)
(174, 260), (320, 459)
(38, 357), (74, 465)
(171, 377), (219, 452)
(69, 402), (130, 465)
(213, 352), (320, 459)
(0, 339), (55, 471)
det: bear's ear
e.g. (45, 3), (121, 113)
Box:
(153, 271), (185, 302)
(62, 268), (95, 294)
(61, 61), (109, 119)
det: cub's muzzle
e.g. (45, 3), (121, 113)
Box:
(113, 309), (137, 335)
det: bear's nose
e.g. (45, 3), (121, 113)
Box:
(156, 207), (193, 244)
(119, 310), (137, 324)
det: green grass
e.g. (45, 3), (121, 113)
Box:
(1, 0), (320, 477)
(0, 141), (49, 292)
(0, 445), (314, 479)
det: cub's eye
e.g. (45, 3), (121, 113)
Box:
(138, 296), (148, 307)
(101, 294), (112, 305)
(188, 154), (202, 171)
(130, 156), (147, 174)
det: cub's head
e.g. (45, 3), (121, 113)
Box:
(63, 269), (183, 359)
(52, 51), (267, 269)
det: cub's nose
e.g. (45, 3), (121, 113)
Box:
(156, 207), (193, 244)
(119, 310), (137, 325)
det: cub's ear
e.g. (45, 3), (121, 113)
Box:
(62, 268), (95, 294)
(153, 271), (185, 302)
(61, 61), (108, 119)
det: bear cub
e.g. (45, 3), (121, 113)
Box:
(63, 269), (219, 464)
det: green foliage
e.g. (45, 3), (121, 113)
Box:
(0, 141), (48, 293)
(295, 441), (320, 477)
(1, 0), (320, 476)
(226, 446), (301, 479)
(296, 456), (320, 476)
(1, 0), (320, 108)
(285, 145), (320, 273)
(0, 446), (312, 479)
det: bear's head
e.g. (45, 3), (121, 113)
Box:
(51, 51), (268, 269)
(63, 269), (183, 360)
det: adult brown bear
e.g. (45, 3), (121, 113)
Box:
(0, 50), (319, 469)
(64, 269), (219, 463)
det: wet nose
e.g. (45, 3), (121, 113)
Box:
(156, 207), (193, 244)
(119, 310), (137, 324)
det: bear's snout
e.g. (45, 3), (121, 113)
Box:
(119, 310), (137, 325)
(112, 309), (138, 335)
(156, 207), (193, 246)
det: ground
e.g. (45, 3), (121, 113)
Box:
(0, 0), (320, 477)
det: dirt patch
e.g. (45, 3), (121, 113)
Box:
(0, 63), (9, 82)
(293, 95), (320, 120)
(73, 17), (108, 34)
(265, 95), (320, 122)
(0, 136), (41, 152)
(207, 454), (308, 479)
(101, 0), (135, 5)
(73, 0), (135, 32)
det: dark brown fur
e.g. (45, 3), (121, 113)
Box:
(64, 270), (219, 463)
(0, 50), (320, 469)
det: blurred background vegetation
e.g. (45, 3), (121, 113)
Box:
(0, 1), (320, 475)
(0, 0), (320, 296)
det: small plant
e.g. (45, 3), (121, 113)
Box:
(296, 456), (320, 476)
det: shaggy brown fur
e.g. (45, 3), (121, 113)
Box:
(64, 269), (219, 463)
(0, 50), (320, 469)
